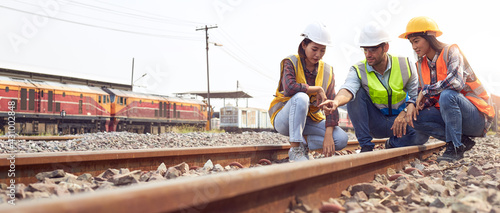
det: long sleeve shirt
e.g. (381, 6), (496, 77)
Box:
(339, 54), (419, 107)
(281, 59), (339, 127)
(420, 45), (467, 108)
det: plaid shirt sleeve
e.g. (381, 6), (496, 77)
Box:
(282, 59), (309, 97)
(422, 46), (466, 98)
(325, 70), (339, 127)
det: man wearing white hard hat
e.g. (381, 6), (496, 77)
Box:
(269, 22), (348, 161)
(320, 23), (428, 152)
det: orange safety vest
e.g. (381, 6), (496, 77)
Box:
(416, 44), (495, 119)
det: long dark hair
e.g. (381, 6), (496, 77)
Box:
(298, 38), (312, 58)
(408, 33), (447, 53)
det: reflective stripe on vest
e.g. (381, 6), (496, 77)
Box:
(268, 55), (332, 126)
(416, 44), (495, 119)
(354, 55), (410, 116)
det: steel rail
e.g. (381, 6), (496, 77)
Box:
(0, 139), (386, 185)
(0, 141), (445, 213)
(0, 136), (82, 141)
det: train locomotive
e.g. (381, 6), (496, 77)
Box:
(0, 76), (208, 135)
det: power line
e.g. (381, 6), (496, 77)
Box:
(11, 0), (200, 35)
(93, 0), (204, 26)
(0, 4), (202, 41)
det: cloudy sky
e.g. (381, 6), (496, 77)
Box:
(1, 0), (498, 111)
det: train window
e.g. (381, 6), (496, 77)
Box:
(173, 103), (177, 118)
(124, 98), (127, 105)
(151, 101), (153, 104)
(62, 92), (65, 97)
(29, 89), (35, 110)
(48, 91), (53, 112)
(99, 96), (102, 103)
(40, 90), (44, 97)
(5, 87), (8, 92)
(139, 100), (142, 104)
(80, 94), (83, 98)
(120, 97), (123, 105)
(164, 102), (167, 117)
(79, 100), (83, 114)
(20, 88), (27, 110)
(159, 101), (163, 117)
(167, 103), (170, 118)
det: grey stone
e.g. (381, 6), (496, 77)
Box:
(165, 167), (182, 179)
(109, 172), (140, 186)
(35, 169), (66, 181)
(157, 163), (167, 176)
(429, 197), (445, 208)
(77, 173), (93, 183)
(468, 165), (484, 177)
(98, 168), (120, 179)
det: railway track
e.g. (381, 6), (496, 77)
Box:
(0, 139), (444, 212)
(0, 135), (82, 141)
(0, 139), (387, 185)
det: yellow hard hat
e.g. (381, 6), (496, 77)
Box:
(399, 16), (443, 39)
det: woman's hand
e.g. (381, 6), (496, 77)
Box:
(322, 127), (335, 156)
(316, 87), (327, 106)
(318, 100), (339, 116)
(416, 91), (426, 113)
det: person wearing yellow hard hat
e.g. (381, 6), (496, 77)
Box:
(319, 23), (429, 152)
(268, 22), (348, 162)
(400, 16), (495, 162)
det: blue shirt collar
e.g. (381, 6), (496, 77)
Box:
(366, 54), (392, 74)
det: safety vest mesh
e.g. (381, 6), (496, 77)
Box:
(353, 54), (411, 116)
(268, 55), (332, 127)
(416, 44), (495, 120)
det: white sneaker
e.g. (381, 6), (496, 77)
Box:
(289, 144), (309, 162)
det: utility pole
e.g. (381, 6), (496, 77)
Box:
(130, 58), (135, 90)
(196, 25), (218, 130)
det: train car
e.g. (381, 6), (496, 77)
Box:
(103, 88), (208, 134)
(0, 77), (111, 135)
(338, 107), (353, 130)
(219, 105), (272, 132)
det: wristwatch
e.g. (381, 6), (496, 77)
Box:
(403, 107), (408, 113)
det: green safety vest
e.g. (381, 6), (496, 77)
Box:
(353, 54), (411, 115)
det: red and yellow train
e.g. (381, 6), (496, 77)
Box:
(0, 76), (208, 135)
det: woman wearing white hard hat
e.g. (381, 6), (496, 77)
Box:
(400, 16), (495, 161)
(268, 22), (348, 161)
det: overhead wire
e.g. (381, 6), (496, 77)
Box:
(210, 31), (277, 83)
(92, 0), (204, 26)
(10, 0), (201, 36)
(0, 4), (203, 41)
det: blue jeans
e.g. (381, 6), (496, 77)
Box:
(273, 92), (348, 150)
(413, 89), (485, 147)
(347, 89), (429, 148)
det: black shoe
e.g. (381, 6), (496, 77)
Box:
(360, 146), (374, 152)
(385, 139), (393, 149)
(462, 135), (476, 151)
(437, 142), (466, 162)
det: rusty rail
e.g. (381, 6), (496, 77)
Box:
(0, 139), (386, 185)
(0, 141), (444, 213)
(0, 136), (82, 141)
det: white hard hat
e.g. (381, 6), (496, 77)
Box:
(358, 23), (391, 47)
(300, 22), (333, 46)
